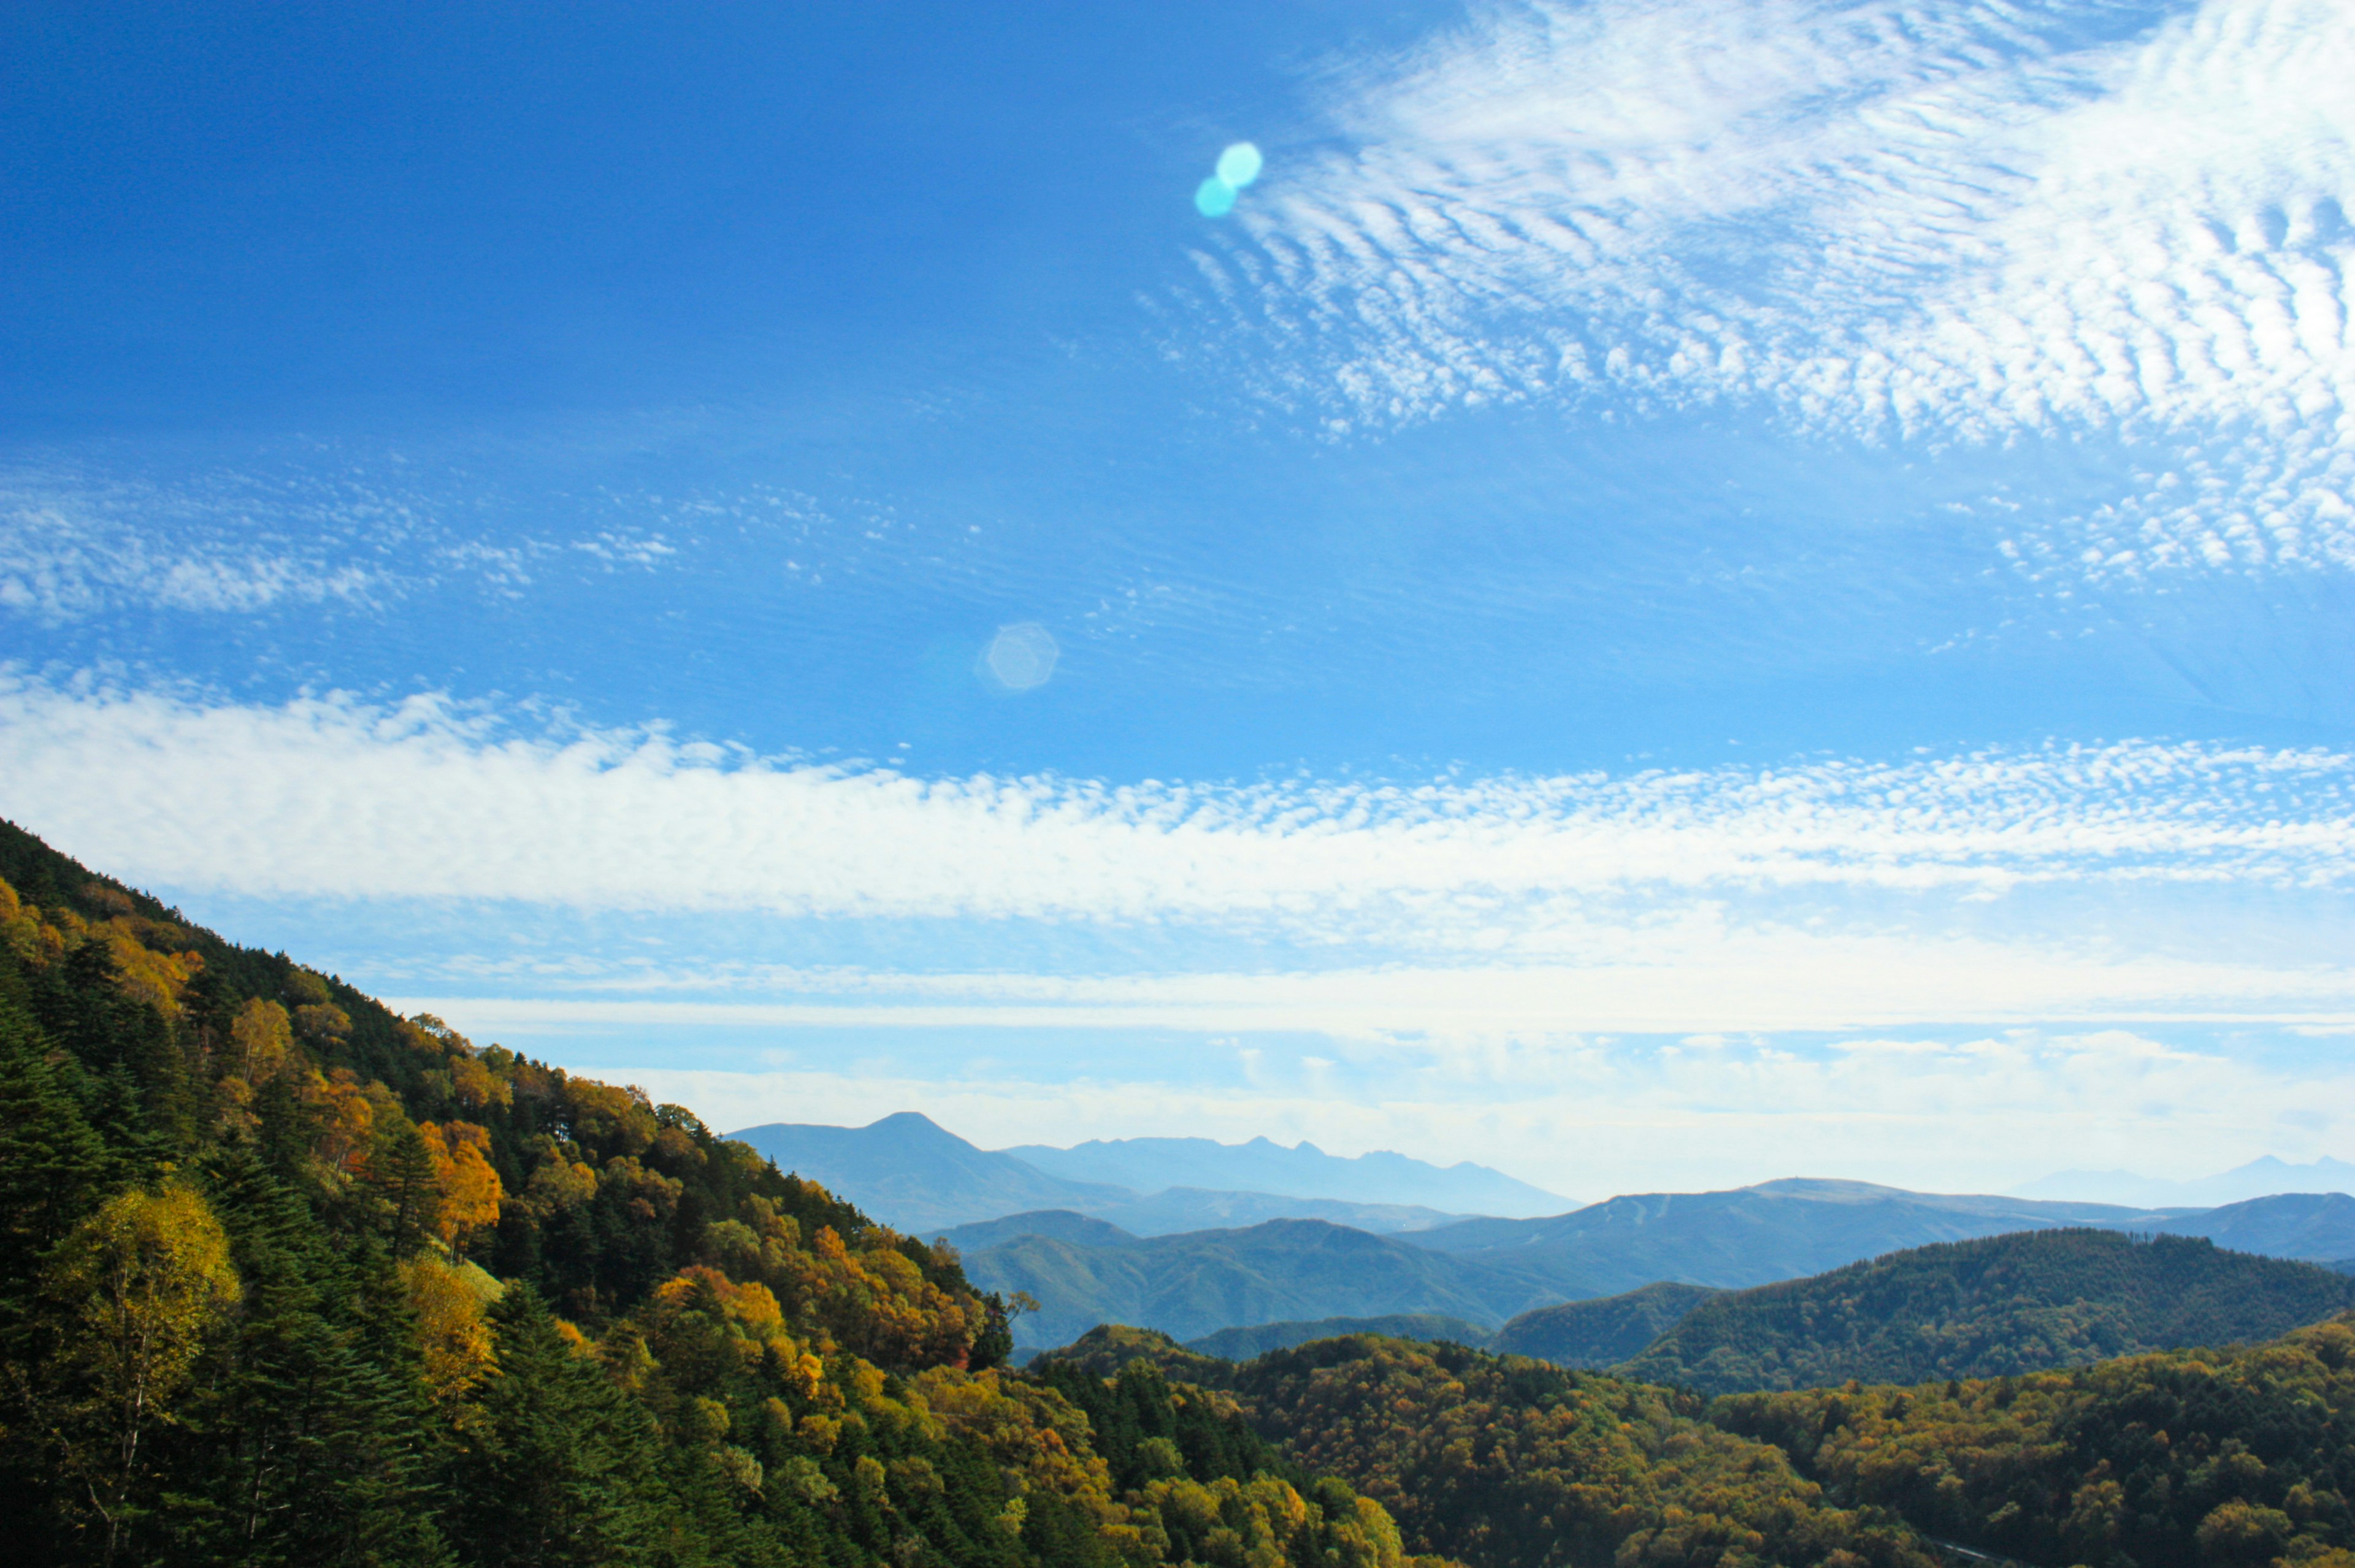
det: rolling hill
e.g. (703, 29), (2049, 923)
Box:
(1618, 1227), (2355, 1394)
(958, 1217), (1562, 1347)
(1185, 1314), (1496, 1360)
(1488, 1281), (1721, 1367)
(1405, 1177), (2178, 1296)
(2153, 1190), (2355, 1259)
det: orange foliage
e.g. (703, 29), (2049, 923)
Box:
(419, 1121), (505, 1247)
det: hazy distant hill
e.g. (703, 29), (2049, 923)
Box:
(958, 1218), (1560, 1347)
(1619, 1228), (2355, 1395)
(731, 1114), (1478, 1236)
(2016, 1155), (2355, 1208)
(732, 1112), (1136, 1233)
(1490, 1282), (1720, 1367)
(1406, 1178), (2173, 1297)
(2153, 1191), (2355, 1260)
(1184, 1313), (1495, 1360)
(1006, 1134), (1568, 1217)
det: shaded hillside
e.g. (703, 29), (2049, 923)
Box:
(2155, 1190), (2355, 1260)
(962, 1218), (1557, 1347)
(1490, 1280), (1718, 1367)
(1621, 1228), (2355, 1394)
(1006, 1134), (1568, 1217)
(1407, 1178), (2177, 1296)
(1187, 1314), (1495, 1360)
(0, 822), (1422, 1568)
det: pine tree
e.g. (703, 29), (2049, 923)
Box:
(448, 1285), (676, 1567)
(163, 1149), (451, 1567)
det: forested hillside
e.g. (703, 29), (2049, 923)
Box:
(1054, 1320), (2355, 1568)
(1488, 1280), (1718, 1367)
(0, 822), (1418, 1568)
(1055, 1331), (1941, 1568)
(1622, 1228), (2355, 1394)
(1715, 1317), (2355, 1568)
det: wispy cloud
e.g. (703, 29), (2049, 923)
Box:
(1190, 0), (2355, 572)
(4, 676), (2351, 929)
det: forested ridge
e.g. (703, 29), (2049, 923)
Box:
(1618, 1230), (2355, 1395)
(0, 821), (1422, 1568)
(1051, 1318), (2355, 1568)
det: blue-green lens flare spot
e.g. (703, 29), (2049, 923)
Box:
(1216, 142), (1264, 189)
(1194, 177), (1238, 218)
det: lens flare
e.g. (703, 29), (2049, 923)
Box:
(1194, 177), (1238, 218)
(1216, 142), (1263, 189)
(981, 622), (1060, 691)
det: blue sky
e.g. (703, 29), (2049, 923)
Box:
(4, 0), (2353, 1198)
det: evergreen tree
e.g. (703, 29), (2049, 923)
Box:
(448, 1285), (676, 1567)
(163, 1148), (449, 1567)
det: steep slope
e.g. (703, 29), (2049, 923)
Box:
(1490, 1281), (1720, 1367)
(1186, 1314), (1495, 1360)
(1006, 1134), (1568, 1216)
(0, 822), (1420, 1568)
(1620, 1228), (2355, 1394)
(2153, 1190), (2355, 1260)
(962, 1218), (1559, 1347)
(1407, 1178), (2178, 1296)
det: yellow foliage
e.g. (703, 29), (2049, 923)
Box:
(305, 1069), (378, 1177)
(48, 1184), (242, 1543)
(450, 1052), (512, 1110)
(0, 875), (45, 963)
(100, 918), (203, 1019)
(402, 1255), (501, 1407)
(526, 1150), (599, 1211)
(230, 998), (293, 1082)
(295, 1001), (352, 1040)
(419, 1121), (505, 1247)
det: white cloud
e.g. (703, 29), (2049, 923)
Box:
(4, 678), (2352, 926)
(1195, 0), (2355, 572)
(0, 499), (389, 620)
(4, 675), (2354, 1037)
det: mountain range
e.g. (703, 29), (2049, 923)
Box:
(2016, 1155), (2355, 1208)
(956, 1182), (2355, 1351)
(729, 1112), (1526, 1235)
(1005, 1134), (1569, 1216)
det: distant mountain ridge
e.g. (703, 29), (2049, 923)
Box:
(730, 1114), (1484, 1236)
(2017, 1154), (2355, 1208)
(1407, 1178), (2178, 1298)
(1617, 1228), (2355, 1394)
(1006, 1134), (1568, 1217)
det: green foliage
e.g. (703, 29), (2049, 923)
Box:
(1711, 1314), (2355, 1568)
(1623, 1228), (2355, 1395)
(1223, 1334), (1938, 1568)
(0, 823), (1418, 1568)
(1488, 1282), (1717, 1369)
(1188, 1314), (1495, 1362)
